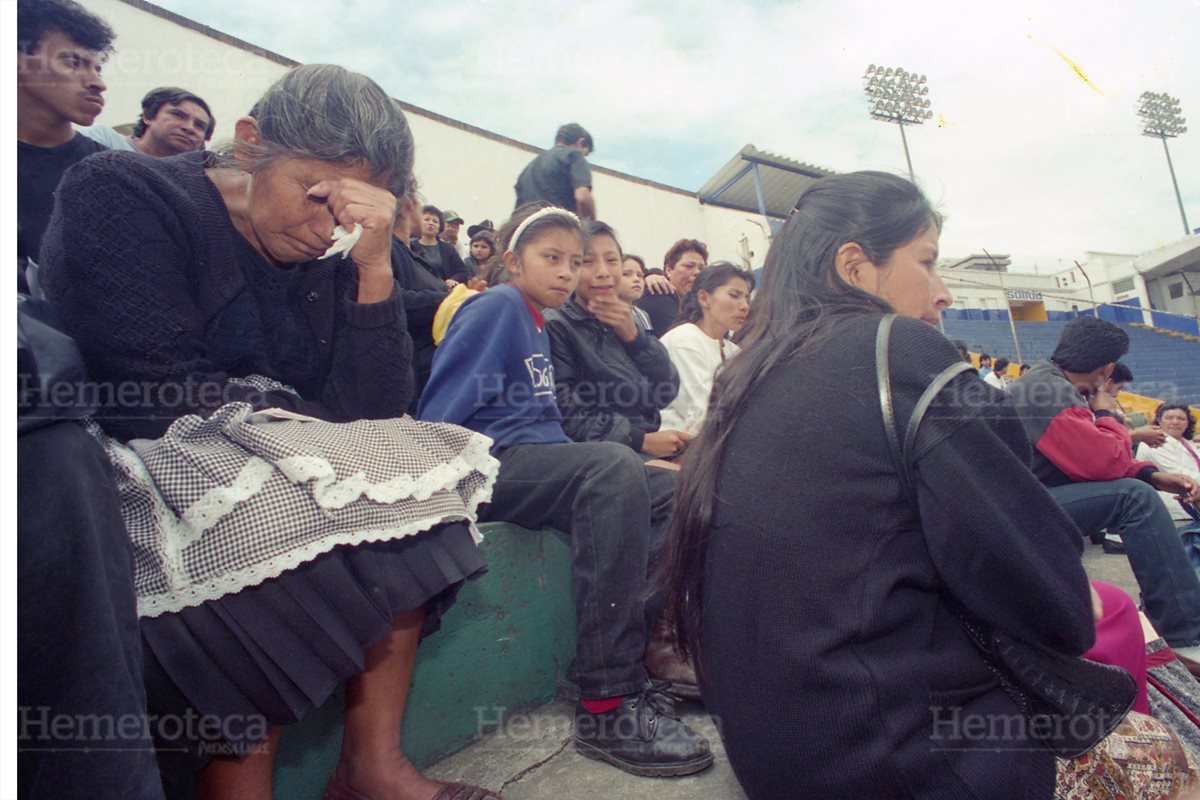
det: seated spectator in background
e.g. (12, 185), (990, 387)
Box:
(419, 204), (713, 778)
(411, 203), (469, 285)
(128, 86), (214, 156)
(983, 356), (1011, 390)
(463, 229), (495, 279)
(514, 122), (596, 218)
(41, 64), (501, 800)
(658, 263), (752, 434)
(1018, 363), (1031, 376)
(1102, 362), (1169, 450)
(17, 0), (113, 283)
(546, 220), (686, 459)
(439, 208), (466, 257)
(1009, 317), (1200, 666)
(391, 197), (449, 405)
(1136, 404), (1200, 567)
(977, 353), (992, 378)
(952, 338), (971, 364)
(620, 254), (653, 330)
(636, 239), (707, 337)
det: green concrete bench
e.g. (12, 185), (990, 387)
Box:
(272, 523), (576, 799)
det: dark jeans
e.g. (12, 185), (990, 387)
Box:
(483, 441), (675, 698)
(18, 422), (163, 800)
(1047, 478), (1200, 648)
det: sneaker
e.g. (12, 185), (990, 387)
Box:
(1102, 539), (1126, 555)
(573, 682), (714, 777)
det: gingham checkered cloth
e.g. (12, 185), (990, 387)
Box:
(88, 397), (498, 617)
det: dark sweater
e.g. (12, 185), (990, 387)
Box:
(545, 298), (679, 452)
(1009, 359), (1156, 487)
(700, 315), (1092, 800)
(418, 284), (570, 455)
(40, 150), (413, 441)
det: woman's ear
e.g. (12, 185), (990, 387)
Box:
(834, 242), (878, 293)
(502, 249), (521, 276)
(231, 116), (262, 171)
(697, 289), (712, 310)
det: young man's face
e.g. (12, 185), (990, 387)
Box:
(441, 220), (462, 243)
(17, 28), (107, 126)
(139, 100), (211, 155)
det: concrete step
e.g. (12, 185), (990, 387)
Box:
(426, 700), (747, 800)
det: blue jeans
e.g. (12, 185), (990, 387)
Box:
(1047, 479), (1200, 648)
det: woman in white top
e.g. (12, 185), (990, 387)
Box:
(658, 263), (754, 433)
(1136, 403), (1200, 524)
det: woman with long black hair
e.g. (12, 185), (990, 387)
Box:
(659, 171), (1196, 799)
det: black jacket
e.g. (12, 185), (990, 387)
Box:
(545, 299), (679, 452)
(699, 315), (1092, 800)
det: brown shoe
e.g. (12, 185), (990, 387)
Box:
(643, 618), (701, 700)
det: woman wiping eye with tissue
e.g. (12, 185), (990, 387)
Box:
(41, 65), (504, 800)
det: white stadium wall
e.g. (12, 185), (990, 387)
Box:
(83, 0), (772, 270)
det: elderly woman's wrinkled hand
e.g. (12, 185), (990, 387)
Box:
(307, 178), (398, 276)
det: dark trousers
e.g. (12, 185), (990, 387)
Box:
(482, 441), (675, 699)
(18, 422), (163, 800)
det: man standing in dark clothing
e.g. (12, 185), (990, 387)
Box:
(1009, 316), (1200, 666)
(514, 122), (596, 218)
(17, 0), (114, 277)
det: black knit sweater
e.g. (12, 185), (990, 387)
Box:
(40, 150), (413, 441)
(699, 314), (1093, 800)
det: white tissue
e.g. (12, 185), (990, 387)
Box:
(320, 223), (363, 260)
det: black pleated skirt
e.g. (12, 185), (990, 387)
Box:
(140, 520), (485, 768)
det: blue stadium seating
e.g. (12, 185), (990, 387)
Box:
(940, 318), (1200, 407)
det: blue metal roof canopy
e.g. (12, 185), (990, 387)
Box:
(697, 145), (834, 233)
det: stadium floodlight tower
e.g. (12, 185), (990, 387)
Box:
(1137, 91), (1190, 236)
(863, 64), (933, 183)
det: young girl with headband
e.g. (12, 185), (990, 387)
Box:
(418, 203), (713, 779)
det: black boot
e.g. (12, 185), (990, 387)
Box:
(573, 682), (714, 777)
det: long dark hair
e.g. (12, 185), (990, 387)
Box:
(673, 262), (755, 329)
(658, 171), (940, 663)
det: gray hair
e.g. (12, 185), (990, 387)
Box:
(222, 64), (415, 198)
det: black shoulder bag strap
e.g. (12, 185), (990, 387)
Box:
(875, 314), (973, 507)
(874, 314), (1135, 759)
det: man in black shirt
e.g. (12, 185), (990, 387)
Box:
(17, 0), (117, 280)
(514, 122), (596, 218)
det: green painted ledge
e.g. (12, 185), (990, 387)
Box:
(272, 523), (576, 800)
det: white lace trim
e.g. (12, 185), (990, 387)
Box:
(182, 457), (276, 533)
(134, 433), (500, 617)
(271, 433), (497, 510)
(103, 433), (199, 585)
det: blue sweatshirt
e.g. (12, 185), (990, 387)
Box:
(418, 284), (571, 454)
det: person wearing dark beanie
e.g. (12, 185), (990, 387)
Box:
(1010, 317), (1200, 667)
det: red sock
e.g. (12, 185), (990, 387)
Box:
(580, 696), (625, 714)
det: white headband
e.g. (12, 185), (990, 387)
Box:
(506, 206), (581, 255)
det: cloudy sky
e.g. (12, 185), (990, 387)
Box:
(150, 0), (1199, 271)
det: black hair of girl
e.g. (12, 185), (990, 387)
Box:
(657, 171), (940, 666)
(581, 219), (623, 257)
(623, 254), (646, 274)
(672, 262), (755, 329)
(1155, 402), (1196, 440)
(481, 202), (585, 285)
